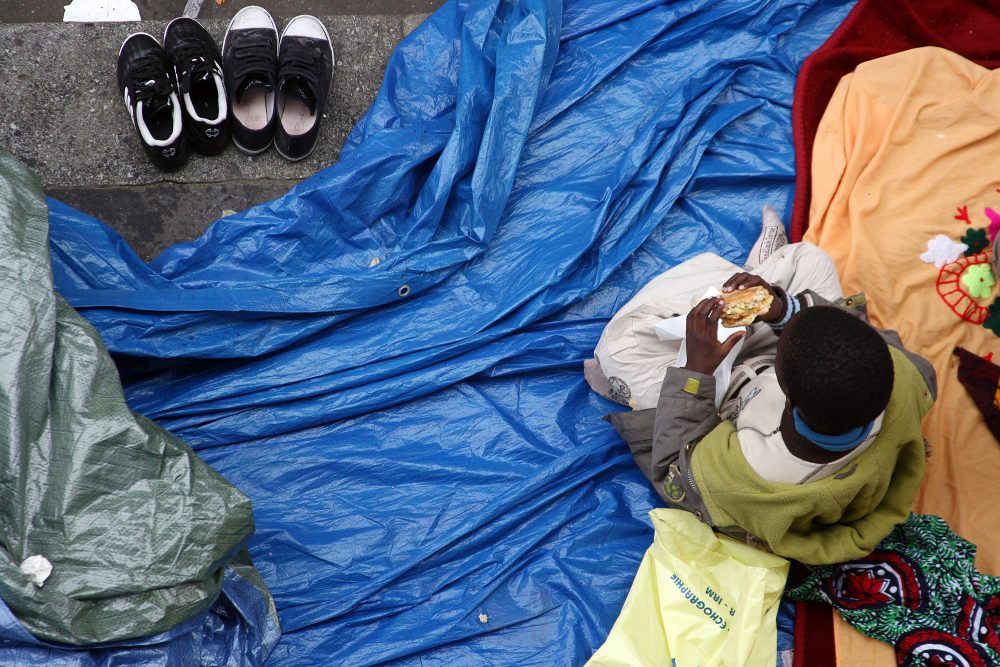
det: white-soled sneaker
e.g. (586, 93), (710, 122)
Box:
(117, 32), (189, 171)
(223, 6), (279, 155)
(164, 17), (229, 155)
(274, 15), (334, 161)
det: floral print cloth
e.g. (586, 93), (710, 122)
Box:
(787, 514), (1000, 666)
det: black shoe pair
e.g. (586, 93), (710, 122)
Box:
(117, 18), (229, 171)
(223, 7), (334, 161)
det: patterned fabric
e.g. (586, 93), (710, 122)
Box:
(984, 303), (1000, 338)
(954, 347), (1000, 442)
(936, 252), (993, 326)
(961, 264), (995, 300)
(786, 514), (1000, 666)
(961, 228), (990, 257)
(920, 234), (968, 269)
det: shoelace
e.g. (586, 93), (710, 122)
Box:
(232, 34), (277, 91)
(278, 39), (322, 104)
(128, 54), (173, 108)
(172, 39), (219, 95)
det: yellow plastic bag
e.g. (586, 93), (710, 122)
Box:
(587, 509), (789, 667)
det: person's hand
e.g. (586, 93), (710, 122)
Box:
(721, 273), (784, 323)
(683, 297), (746, 375)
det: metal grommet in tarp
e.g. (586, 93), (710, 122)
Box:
(397, 284), (411, 297)
(37, 0), (859, 662)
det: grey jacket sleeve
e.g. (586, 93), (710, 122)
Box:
(784, 290), (938, 400)
(605, 366), (717, 520)
(651, 367), (720, 475)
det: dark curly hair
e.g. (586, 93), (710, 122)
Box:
(776, 306), (894, 434)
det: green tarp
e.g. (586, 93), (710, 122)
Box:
(0, 152), (272, 645)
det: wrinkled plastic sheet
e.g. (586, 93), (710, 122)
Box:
(0, 567), (279, 666)
(0, 154), (279, 662)
(29, 0), (855, 663)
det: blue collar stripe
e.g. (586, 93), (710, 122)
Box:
(792, 408), (875, 452)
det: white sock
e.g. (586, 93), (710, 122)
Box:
(743, 205), (788, 270)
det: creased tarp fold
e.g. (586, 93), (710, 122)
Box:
(0, 153), (279, 663)
(37, 0), (854, 663)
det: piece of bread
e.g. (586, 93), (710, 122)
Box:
(720, 286), (773, 327)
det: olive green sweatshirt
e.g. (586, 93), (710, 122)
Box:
(691, 346), (933, 565)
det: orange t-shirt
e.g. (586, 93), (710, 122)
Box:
(805, 46), (1000, 665)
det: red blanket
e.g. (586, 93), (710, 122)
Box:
(789, 0), (1000, 242)
(790, 3), (1000, 663)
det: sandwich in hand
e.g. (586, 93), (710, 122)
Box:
(720, 286), (773, 327)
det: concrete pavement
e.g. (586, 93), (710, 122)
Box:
(0, 0), (443, 22)
(0, 7), (441, 259)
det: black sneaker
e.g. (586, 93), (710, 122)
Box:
(222, 6), (278, 155)
(163, 17), (229, 155)
(274, 15), (334, 161)
(117, 32), (189, 171)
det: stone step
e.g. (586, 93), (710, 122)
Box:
(0, 0), (443, 23)
(0, 14), (428, 189)
(1, 14), (431, 259)
(49, 180), (299, 261)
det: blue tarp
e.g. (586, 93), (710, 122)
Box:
(15, 0), (855, 662)
(0, 567), (279, 666)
